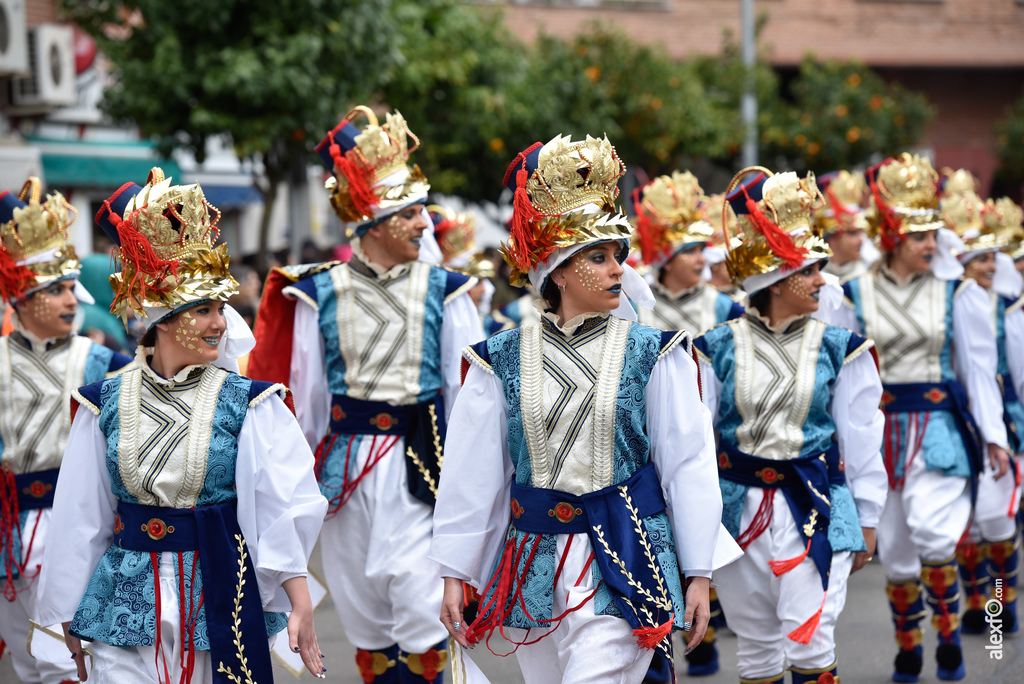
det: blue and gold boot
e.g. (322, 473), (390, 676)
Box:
(709, 586), (728, 630)
(956, 540), (988, 634)
(683, 622), (719, 676)
(983, 535), (1020, 634)
(921, 558), (965, 681)
(790, 660), (839, 683)
(397, 641), (447, 683)
(355, 645), (399, 684)
(886, 579), (925, 683)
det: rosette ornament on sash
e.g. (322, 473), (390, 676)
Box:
(721, 167), (831, 293)
(94, 167), (239, 327)
(0, 177), (90, 304)
(499, 135), (654, 318)
(315, 105), (430, 236)
(632, 171), (714, 270)
(814, 170), (869, 238)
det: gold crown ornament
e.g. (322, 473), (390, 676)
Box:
(460, 252), (497, 280)
(316, 106), (430, 231)
(500, 135), (630, 286)
(0, 177), (80, 302)
(95, 167), (238, 324)
(814, 170), (869, 236)
(632, 171), (714, 268)
(428, 205), (477, 265)
(866, 153), (945, 252)
(722, 167), (830, 290)
(942, 189), (996, 254)
(940, 168), (979, 199)
(983, 197), (1024, 260)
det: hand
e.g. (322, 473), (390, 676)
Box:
(62, 622), (88, 682)
(852, 527), (876, 573)
(988, 443), (1010, 480)
(282, 577), (325, 678)
(440, 577), (469, 648)
(682, 576), (710, 654)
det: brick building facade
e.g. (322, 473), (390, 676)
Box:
(497, 0), (1024, 195)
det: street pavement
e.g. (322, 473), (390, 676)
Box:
(4, 554), (1022, 682)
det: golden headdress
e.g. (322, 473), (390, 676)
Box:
(95, 167), (238, 324)
(499, 135), (630, 287)
(722, 167), (830, 292)
(814, 170), (869, 236)
(316, 106), (430, 232)
(428, 205), (477, 265)
(941, 189), (1000, 258)
(632, 171), (714, 269)
(940, 168), (978, 198)
(0, 177), (80, 302)
(866, 153), (945, 252)
(984, 197), (1024, 260)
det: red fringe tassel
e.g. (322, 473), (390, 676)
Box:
(769, 538), (812, 577)
(330, 143), (379, 219)
(788, 591), (827, 644)
(633, 616), (674, 650)
(0, 248), (36, 302)
(735, 489), (774, 551)
(744, 192), (807, 270)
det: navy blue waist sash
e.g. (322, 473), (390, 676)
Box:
(14, 468), (59, 511)
(507, 462), (675, 631)
(880, 381), (984, 493)
(328, 394), (447, 507)
(718, 442), (842, 591)
(113, 500), (273, 684)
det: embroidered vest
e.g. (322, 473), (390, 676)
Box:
(68, 366), (287, 648)
(470, 317), (690, 628)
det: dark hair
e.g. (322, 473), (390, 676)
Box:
(139, 312), (180, 347)
(747, 288), (771, 317)
(541, 278), (561, 312)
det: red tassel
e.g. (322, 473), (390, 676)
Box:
(866, 164), (903, 252)
(769, 538), (811, 576)
(744, 193), (807, 270)
(633, 615), (674, 650)
(330, 143), (379, 219)
(0, 248), (36, 302)
(736, 489), (774, 551)
(787, 590), (827, 644)
(508, 167), (543, 274)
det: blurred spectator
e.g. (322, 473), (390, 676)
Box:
(78, 235), (129, 350)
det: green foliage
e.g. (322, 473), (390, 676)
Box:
(995, 91), (1024, 183)
(759, 56), (934, 172)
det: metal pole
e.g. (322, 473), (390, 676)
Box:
(741, 0), (758, 167)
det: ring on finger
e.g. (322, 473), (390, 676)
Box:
(453, 621), (461, 632)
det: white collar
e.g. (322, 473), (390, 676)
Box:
(540, 310), (609, 336)
(11, 311), (71, 353)
(350, 237), (414, 282)
(135, 346), (207, 386)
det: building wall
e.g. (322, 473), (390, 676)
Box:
(26, 0), (59, 26)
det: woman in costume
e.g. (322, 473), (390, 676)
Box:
(826, 154), (1010, 683)
(35, 169), (328, 683)
(694, 168), (887, 684)
(816, 170), (873, 282)
(430, 135), (739, 683)
(248, 107), (483, 684)
(634, 171), (744, 339)
(0, 179), (132, 684)
(943, 190), (1024, 636)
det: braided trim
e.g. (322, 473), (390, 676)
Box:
(444, 275), (478, 305)
(283, 285), (319, 312)
(461, 346), (494, 376)
(591, 317), (629, 491)
(0, 339), (13, 462)
(71, 388), (100, 416)
(331, 264), (360, 397)
(658, 330), (691, 358)
(844, 338), (876, 363)
(519, 323), (552, 488)
(174, 366), (228, 508)
(403, 262), (431, 399)
(117, 368), (155, 505)
(248, 383), (287, 407)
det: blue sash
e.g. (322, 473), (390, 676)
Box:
(509, 462), (675, 631)
(14, 468), (59, 510)
(114, 501), (273, 684)
(718, 443), (843, 591)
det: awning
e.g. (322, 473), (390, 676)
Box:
(201, 184), (263, 209)
(40, 154), (183, 187)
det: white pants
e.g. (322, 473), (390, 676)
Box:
(319, 436), (447, 653)
(714, 488), (853, 680)
(507, 534), (654, 684)
(877, 452), (971, 580)
(0, 509), (79, 684)
(971, 455), (1020, 541)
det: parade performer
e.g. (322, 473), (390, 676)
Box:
(430, 134), (740, 684)
(0, 178), (131, 684)
(247, 106), (483, 684)
(816, 171), (872, 282)
(945, 192), (1024, 635)
(693, 168), (887, 684)
(702, 194), (746, 304)
(634, 172), (744, 339)
(34, 168), (328, 684)
(825, 154), (1010, 682)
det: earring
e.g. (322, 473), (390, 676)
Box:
(559, 282), (566, 293)
(773, 289), (781, 296)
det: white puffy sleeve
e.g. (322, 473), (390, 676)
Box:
(35, 409), (116, 626)
(428, 362), (513, 588)
(235, 393), (328, 611)
(440, 291), (485, 422)
(953, 281), (1009, 449)
(646, 344), (742, 577)
(289, 298), (330, 450)
(831, 346), (887, 527)
(813, 297), (862, 333)
(1006, 305), (1024, 405)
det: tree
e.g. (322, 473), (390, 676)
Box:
(995, 90), (1024, 198)
(63, 0), (402, 268)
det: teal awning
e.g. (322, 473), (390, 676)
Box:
(40, 153), (182, 187)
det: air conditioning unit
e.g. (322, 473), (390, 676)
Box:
(10, 23), (75, 111)
(0, 0), (29, 75)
